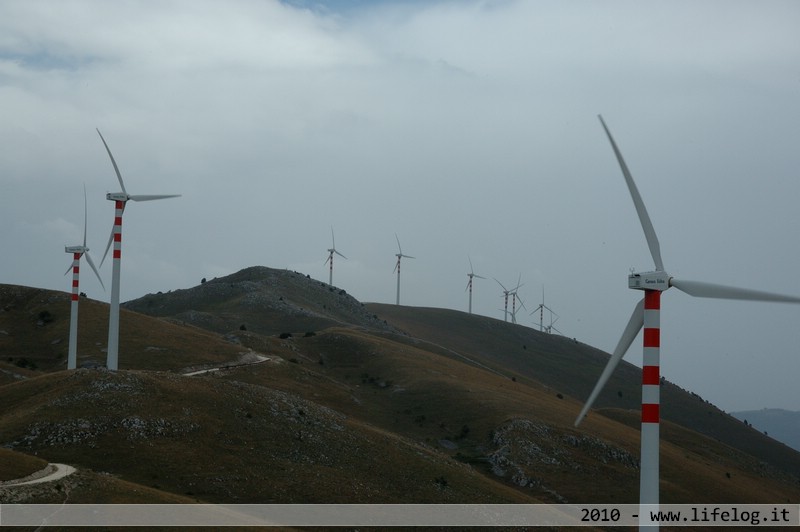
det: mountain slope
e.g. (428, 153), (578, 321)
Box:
(366, 303), (800, 479)
(732, 409), (800, 452)
(2, 268), (799, 507)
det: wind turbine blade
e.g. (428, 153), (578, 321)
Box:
(64, 263), (74, 276)
(575, 298), (645, 426)
(100, 227), (114, 268)
(335, 250), (347, 259)
(82, 183), (88, 247)
(468, 256), (475, 275)
(598, 115), (665, 272)
(670, 278), (800, 303)
(324, 254), (331, 266)
(395, 233), (402, 254)
(474, 274), (486, 280)
(465, 279), (471, 292)
(129, 194), (181, 201)
(331, 226), (336, 248)
(84, 251), (105, 291)
(96, 129), (127, 194)
(493, 278), (508, 292)
(403, 254), (415, 259)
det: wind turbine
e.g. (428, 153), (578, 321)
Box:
(325, 227), (347, 286)
(96, 129), (180, 371)
(493, 277), (521, 322)
(575, 115), (800, 527)
(465, 257), (485, 314)
(531, 287), (560, 333)
(393, 234), (415, 305)
(64, 184), (105, 370)
(509, 276), (525, 324)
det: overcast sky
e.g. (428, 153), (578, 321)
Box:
(2, 0), (800, 413)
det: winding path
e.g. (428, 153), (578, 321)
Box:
(1, 463), (76, 487)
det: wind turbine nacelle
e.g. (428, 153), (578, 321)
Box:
(628, 271), (671, 291)
(65, 245), (87, 254)
(106, 192), (129, 201)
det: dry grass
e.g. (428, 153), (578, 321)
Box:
(2, 273), (799, 508)
(0, 448), (48, 481)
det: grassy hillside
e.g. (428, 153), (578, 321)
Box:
(367, 303), (800, 479)
(2, 268), (799, 508)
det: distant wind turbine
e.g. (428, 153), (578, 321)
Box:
(325, 227), (347, 286)
(531, 287), (560, 334)
(493, 276), (521, 322)
(393, 234), (415, 305)
(575, 115), (800, 529)
(64, 184), (105, 370)
(509, 275), (525, 324)
(97, 129), (180, 371)
(465, 257), (485, 314)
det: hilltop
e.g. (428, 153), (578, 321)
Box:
(123, 266), (395, 337)
(2, 266), (799, 509)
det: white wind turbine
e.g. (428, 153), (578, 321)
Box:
(575, 115), (800, 528)
(465, 257), (485, 314)
(97, 129), (181, 371)
(393, 233), (415, 305)
(509, 276), (526, 324)
(493, 276), (521, 322)
(325, 227), (347, 286)
(531, 287), (560, 334)
(64, 184), (105, 370)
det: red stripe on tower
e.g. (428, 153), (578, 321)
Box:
(644, 289), (661, 310)
(643, 327), (660, 347)
(642, 403), (660, 423)
(642, 365), (660, 385)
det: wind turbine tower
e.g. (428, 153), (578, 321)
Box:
(97, 129), (181, 371)
(532, 287), (560, 333)
(494, 277), (521, 322)
(465, 257), (485, 314)
(65, 185), (105, 370)
(575, 115), (800, 530)
(393, 234), (415, 305)
(509, 275), (525, 324)
(325, 227), (347, 286)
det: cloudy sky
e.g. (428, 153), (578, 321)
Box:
(3, 0), (800, 413)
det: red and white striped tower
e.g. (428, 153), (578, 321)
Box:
(640, 289), (661, 508)
(467, 276), (474, 313)
(64, 185), (104, 370)
(393, 234), (414, 305)
(394, 255), (402, 305)
(106, 199), (125, 371)
(465, 258), (484, 315)
(325, 227), (347, 286)
(511, 293), (517, 323)
(66, 252), (82, 370)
